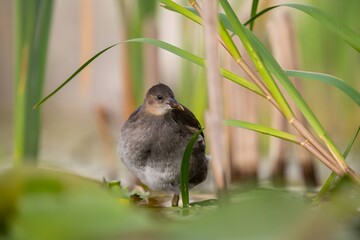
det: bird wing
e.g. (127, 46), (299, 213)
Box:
(126, 106), (142, 123)
(171, 105), (204, 138)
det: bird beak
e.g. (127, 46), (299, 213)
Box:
(169, 98), (184, 111)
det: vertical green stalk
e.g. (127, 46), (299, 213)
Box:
(127, 0), (157, 104)
(128, 7), (144, 104)
(219, 0), (294, 120)
(181, 129), (204, 207)
(315, 126), (360, 201)
(249, 0), (259, 31)
(14, 0), (53, 164)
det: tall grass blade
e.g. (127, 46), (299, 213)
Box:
(34, 44), (119, 109)
(317, 126), (360, 200)
(163, 5), (236, 34)
(244, 6), (278, 26)
(249, 0), (259, 31)
(224, 120), (300, 144)
(14, 0), (53, 164)
(128, 38), (203, 65)
(34, 37), (263, 110)
(181, 128), (204, 208)
(219, 0), (294, 120)
(127, 0), (158, 104)
(126, 38), (264, 96)
(284, 4), (360, 52)
(163, 0), (350, 173)
(244, 27), (347, 165)
(343, 126), (360, 159)
(218, 17), (242, 60)
(243, 4), (360, 52)
(161, 1), (242, 67)
(285, 70), (360, 107)
(160, 0), (201, 24)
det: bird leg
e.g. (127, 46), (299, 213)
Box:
(171, 194), (179, 207)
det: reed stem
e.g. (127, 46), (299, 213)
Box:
(13, 0), (53, 164)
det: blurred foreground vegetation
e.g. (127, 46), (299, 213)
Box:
(1, 167), (360, 239)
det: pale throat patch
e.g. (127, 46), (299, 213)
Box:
(145, 103), (172, 116)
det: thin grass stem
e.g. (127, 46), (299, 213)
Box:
(291, 119), (345, 172)
(301, 142), (342, 176)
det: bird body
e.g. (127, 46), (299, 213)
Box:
(119, 84), (208, 202)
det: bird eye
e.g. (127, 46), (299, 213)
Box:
(157, 95), (163, 100)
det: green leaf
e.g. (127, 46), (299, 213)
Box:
(34, 35), (263, 110)
(160, 0), (242, 60)
(316, 126), (360, 200)
(218, 15), (243, 60)
(159, 0), (201, 24)
(244, 27), (346, 165)
(249, 0), (259, 31)
(284, 4), (360, 52)
(163, 0), (348, 167)
(14, 0), (54, 164)
(244, 6), (278, 27)
(162, 4), (236, 33)
(33, 43), (119, 109)
(245, 29), (321, 130)
(343, 126), (360, 159)
(127, 38), (203, 65)
(1, 168), (152, 239)
(126, 38), (264, 97)
(220, 69), (263, 96)
(181, 128), (204, 208)
(243, 4), (360, 52)
(219, 0), (294, 120)
(285, 70), (360, 107)
(224, 120), (300, 144)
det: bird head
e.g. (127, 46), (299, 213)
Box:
(143, 83), (184, 115)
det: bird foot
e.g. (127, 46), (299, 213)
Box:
(171, 194), (179, 207)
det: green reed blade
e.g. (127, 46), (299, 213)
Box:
(285, 70), (360, 107)
(34, 44), (119, 109)
(14, 0), (53, 164)
(181, 128), (204, 208)
(249, 0), (259, 31)
(243, 4), (360, 52)
(219, 0), (294, 120)
(244, 28), (347, 165)
(126, 38), (264, 97)
(224, 120), (300, 144)
(316, 126), (360, 200)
